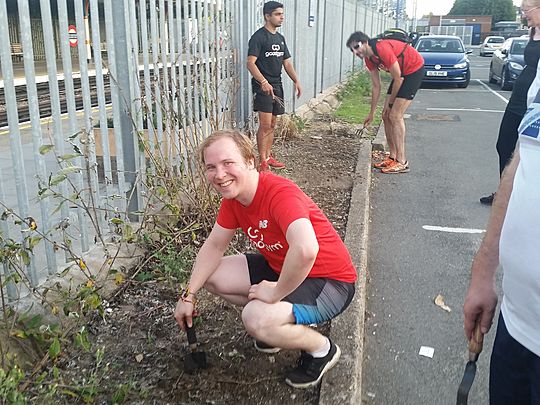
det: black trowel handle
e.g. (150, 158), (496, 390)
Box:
(186, 325), (197, 346)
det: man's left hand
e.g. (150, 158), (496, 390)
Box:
(248, 280), (280, 303)
(295, 82), (302, 99)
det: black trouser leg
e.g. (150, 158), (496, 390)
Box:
(495, 110), (522, 177)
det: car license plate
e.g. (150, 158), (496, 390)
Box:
(427, 70), (447, 77)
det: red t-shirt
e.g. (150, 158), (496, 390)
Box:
(365, 39), (424, 75)
(216, 172), (357, 283)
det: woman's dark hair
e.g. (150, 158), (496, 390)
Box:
(346, 31), (370, 48)
(263, 1), (283, 16)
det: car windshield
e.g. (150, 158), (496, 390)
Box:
(416, 38), (464, 53)
(488, 38), (505, 44)
(510, 41), (527, 55)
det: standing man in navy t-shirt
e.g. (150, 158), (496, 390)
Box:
(247, 1), (302, 172)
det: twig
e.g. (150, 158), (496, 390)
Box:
(215, 376), (281, 385)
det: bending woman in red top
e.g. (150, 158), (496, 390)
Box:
(346, 31), (425, 174)
(173, 130), (357, 389)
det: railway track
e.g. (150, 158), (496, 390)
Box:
(0, 76), (111, 128)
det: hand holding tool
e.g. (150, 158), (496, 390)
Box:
(355, 124), (366, 137)
(456, 323), (484, 405)
(184, 323), (207, 374)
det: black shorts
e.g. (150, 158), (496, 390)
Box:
(252, 83), (285, 115)
(387, 66), (425, 100)
(245, 253), (355, 325)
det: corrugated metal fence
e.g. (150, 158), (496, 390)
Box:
(0, 0), (398, 300)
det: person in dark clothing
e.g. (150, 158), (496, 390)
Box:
(247, 1), (302, 172)
(480, 16), (540, 205)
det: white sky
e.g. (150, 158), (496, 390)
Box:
(406, 0), (523, 20)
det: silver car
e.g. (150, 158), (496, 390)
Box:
(480, 36), (505, 56)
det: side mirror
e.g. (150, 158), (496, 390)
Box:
(501, 49), (508, 55)
(466, 49), (473, 54)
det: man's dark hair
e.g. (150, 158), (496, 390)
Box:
(346, 31), (370, 48)
(263, 1), (283, 16)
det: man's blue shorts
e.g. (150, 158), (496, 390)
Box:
(489, 312), (540, 404)
(245, 253), (355, 325)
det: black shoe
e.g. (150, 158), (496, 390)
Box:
(254, 340), (281, 354)
(285, 340), (341, 389)
(480, 193), (495, 205)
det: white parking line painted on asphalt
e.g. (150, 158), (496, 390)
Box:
(426, 108), (505, 113)
(422, 225), (486, 234)
(475, 79), (509, 104)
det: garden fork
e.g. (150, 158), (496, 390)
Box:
(355, 124), (367, 137)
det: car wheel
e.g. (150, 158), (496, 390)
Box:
(488, 65), (497, 84)
(500, 68), (512, 91)
(457, 70), (470, 88)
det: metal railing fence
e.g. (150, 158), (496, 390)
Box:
(0, 0), (399, 301)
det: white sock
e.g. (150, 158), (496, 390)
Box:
(309, 337), (330, 358)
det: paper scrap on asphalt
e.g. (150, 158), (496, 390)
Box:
(434, 294), (452, 312)
(419, 346), (434, 358)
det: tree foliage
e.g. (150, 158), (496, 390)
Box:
(448, 0), (516, 23)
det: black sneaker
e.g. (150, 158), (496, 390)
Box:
(285, 340), (341, 389)
(254, 340), (281, 354)
(480, 193), (495, 205)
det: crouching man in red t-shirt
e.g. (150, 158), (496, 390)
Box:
(174, 130), (357, 388)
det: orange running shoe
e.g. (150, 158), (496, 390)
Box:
(381, 160), (410, 174)
(373, 156), (394, 169)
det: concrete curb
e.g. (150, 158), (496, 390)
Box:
(319, 134), (374, 404)
(372, 121), (387, 152)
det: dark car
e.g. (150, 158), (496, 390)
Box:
(489, 37), (528, 91)
(415, 35), (472, 88)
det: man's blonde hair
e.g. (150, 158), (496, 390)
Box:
(198, 130), (256, 165)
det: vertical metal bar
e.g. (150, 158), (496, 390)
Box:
(103, 0), (127, 213)
(320, 0), (327, 91)
(158, 0), (171, 162)
(89, 0), (113, 202)
(202, 0), (212, 136)
(0, 170), (17, 301)
(364, 1), (368, 34)
(128, 0), (146, 210)
(182, 0), (194, 135)
(168, 0), (181, 166)
(123, 1), (142, 213)
(291, 0), (298, 112)
(111, 0), (138, 217)
(139, 0), (156, 157)
(0, 0), (38, 285)
(17, 0), (58, 275)
(339, 0), (346, 82)
(236, 0), (246, 125)
(313, 0), (320, 97)
(195, 0), (204, 136)
(175, 0), (189, 168)
(149, 0), (164, 148)
(57, 0), (90, 253)
(74, 0), (103, 232)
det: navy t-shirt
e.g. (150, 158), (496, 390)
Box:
(248, 27), (291, 86)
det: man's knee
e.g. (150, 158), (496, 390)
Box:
(388, 110), (404, 123)
(241, 301), (276, 338)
